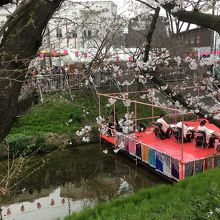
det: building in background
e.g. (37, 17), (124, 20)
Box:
(178, 27), (212, 58)
(125, 14), (169, 49)
(45, 1), (118, 52)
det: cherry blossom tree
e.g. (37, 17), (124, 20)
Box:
(0, 0), (65, 143)
(1, 0), (220, 145)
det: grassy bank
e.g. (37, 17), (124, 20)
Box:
(2, 88), (165, 157)
(65, 169), (220, 220)
(1, 90), (99, 157)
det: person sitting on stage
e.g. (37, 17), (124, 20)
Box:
(156, 115), (171, 136)
(137, 122), (146, 132)
(197, 120), (217, 145)
(176, 121), (194, 142)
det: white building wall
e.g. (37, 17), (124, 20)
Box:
(45, 1), (118, 53)
(215, 32), (220, 51)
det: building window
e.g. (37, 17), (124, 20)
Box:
(56, 28), (63, 38)
(67, 30), (77, 38)
(197, 35), (200, 44)
(191, 36), (194, 44)
(83, 30), (87, 37)
(88, 30), (92, 37)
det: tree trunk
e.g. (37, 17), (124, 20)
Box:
(136, 1), (220, 128)
(0, 0), (64, 143)
(148, 70), (220, 128)
(162, 3), (220, 34)
(143, 7), (160, 62)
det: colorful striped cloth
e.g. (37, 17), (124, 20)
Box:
(171, 158), (179, 180)
(136, 143), (142, 159)
(118, 133), (124, 146)
(141, 144), (148, 163)
(185, 161), (194, 178)
(204, 157), (212, 170)
(124, 136), (129, 152)
(214, 155), (220, 168)
(163, 154), (171, 177)
(128, 139), (136, 156)
(195, 159), (204, 174)
(114, 135), (119, 146)
(156, 151), (163, 172)
(148, 148), (156, 167)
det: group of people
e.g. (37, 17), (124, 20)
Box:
(23, 65), (69, 93)
(157, 114), (220, 145)
(25, 66), (68, 79)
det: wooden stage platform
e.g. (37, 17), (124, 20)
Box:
(101, 120), (220, 181)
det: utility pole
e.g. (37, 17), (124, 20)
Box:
(46, 25), (52, 68)
(211, 0), (216, 77)
(211, 0), (216, 54)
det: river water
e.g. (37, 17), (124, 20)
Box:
(0, 144), (166, 220)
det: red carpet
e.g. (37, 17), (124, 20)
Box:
(101, 120), (220, 163)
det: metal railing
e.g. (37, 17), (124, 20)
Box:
(20, 74), (72, 102)
(36, 74), (68, 92)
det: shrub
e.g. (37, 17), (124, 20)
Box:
(32, 135), (58, 154)
(6, 134), (33, 157)
(4, 134), (59, 157)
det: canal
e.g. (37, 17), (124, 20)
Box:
(0, 144), (167, 220)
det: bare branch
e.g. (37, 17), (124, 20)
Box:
(135, 0), (156, 10)
(162, 2), (220, 34)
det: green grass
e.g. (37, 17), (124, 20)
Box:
(3, 88), (165, 154)
(65, 169), (220, 220)
(1, 90), (100, 155)
(10, 89), (165, 137)
(10, 90), (98, 136)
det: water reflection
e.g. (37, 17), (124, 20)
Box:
(0, 144), (166, 220)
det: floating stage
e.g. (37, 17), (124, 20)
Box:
(97, 90), (220, 181)
(101, 120), (220, 181)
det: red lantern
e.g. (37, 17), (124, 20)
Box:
(84, 53), (88, 58)
(64, 49), (68, 55)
